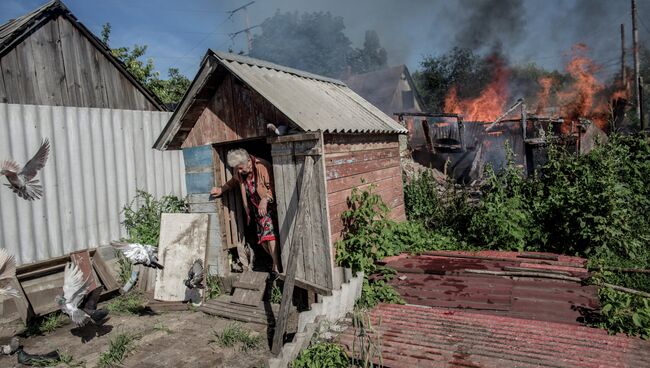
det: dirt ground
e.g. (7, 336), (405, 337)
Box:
(0, 308), (273, 368)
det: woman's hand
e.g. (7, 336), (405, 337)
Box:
(210, 187), (223, 198)
(259, 198), (268, 216)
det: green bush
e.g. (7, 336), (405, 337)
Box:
(291, 342), (349, 368)
(595, 287), (650, 339)
(121, 190), (187, 245)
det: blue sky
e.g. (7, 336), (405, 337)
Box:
(1, 0), (649, 81)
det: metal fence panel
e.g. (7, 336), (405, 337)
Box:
(0, 103), (185, 265)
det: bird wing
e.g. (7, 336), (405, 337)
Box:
(1, 160), (21, 173)
(0, 248), (16, 281)
(70, 308), (91, 326)
(62, 262), (89, 307)
(20, 139), (50, 180)
(192, 260), (204, 282)
(82, 286), (104, 311)
(122, 244), (149, 264)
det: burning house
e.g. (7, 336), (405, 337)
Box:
(400, 45), (622, 182)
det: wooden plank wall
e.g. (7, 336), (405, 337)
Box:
(0, 16), (158, 110)
(324, 133), (406, 244)
(182, 73), (285, 148)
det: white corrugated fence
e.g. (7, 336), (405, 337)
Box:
(0, 103), (186, 265)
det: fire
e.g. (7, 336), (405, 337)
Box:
(443, 44), (628, 131)
(444, 56), (509, 121)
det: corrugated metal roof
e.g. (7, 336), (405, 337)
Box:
(0, 1), (56, 47)
(339, 303), (650, 368)
(380, 251), (598, 325)
(212, 51), (407, 135)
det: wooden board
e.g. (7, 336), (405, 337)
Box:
(200, 296), (280, 325)
(92, 252), (119, 292)
(70, 251), (99, 291)
(154, 214), (209, 302)
(231, 271), (267, 306)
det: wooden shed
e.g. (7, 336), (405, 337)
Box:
(154, 50), (407, 294)
(0, 0), (164, 110)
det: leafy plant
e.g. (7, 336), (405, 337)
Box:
(121, 190), (187, 245)
(116, 250), (133, 285)
(205, 275), (222, 300)
(594, 287), (650, 339)
(39, 312), (66, 334)
(212, 324), (262, 352)
(107, 293), (147, 315)
(270, 284), (282, 304)
(291, 342), (349, 368)
(98, 333), (138, 368)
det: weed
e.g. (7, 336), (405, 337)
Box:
(39, 312), (66, 334)
(98, 333), (138, 368)
(153, 322), (172, 334)
(270, 284), (282, 304)
(121, 190), (187, 245)
(107, 293), (147, 315)
(212, 323), (262, 352)
(291, 342), (349, 368)
(115, 250), (133, 285)
(205, 275), (222, 300)
(593, 287), (650, 339)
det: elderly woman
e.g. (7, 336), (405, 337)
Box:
(211, 149), (281, 274)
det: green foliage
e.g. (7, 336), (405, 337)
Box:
(116, 250), (133, 285)
(347, 30), (388, 74)
(101, 23), (190, 105)
(291, 342), (349, 368)
(594, 287), (650, 339)
(270, 284), (282, 304)
(212, 324), (262, 352)
(357, 278), (404, 309)
(107, 293), (147, 315)
(205, 275), (222, 300)
(98, 333), (137, 368)
(121, 190), (187, 245)
(153, 322), (173, 334)
(38, 312), (66, 334)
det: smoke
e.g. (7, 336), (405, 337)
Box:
(454, 0), (525, 53)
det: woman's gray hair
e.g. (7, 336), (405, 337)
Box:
(226, 148), (250, 168)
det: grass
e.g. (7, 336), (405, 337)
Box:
(153, 322), (173, 334)
(98, 333), (138, 368)
(212, 323), (262, 352)
(19, 351), (84, 367)
(107, 292), (147, 315)
(205, 275), (222, 300)
(270, 284), (282, 304)
(115, 250), (133, 285)
(24, 312), (67, 336)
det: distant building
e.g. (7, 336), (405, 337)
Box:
(344, 65), (424, 116)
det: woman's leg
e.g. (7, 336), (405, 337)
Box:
(264, 240), (281, 273)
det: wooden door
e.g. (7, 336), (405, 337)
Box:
(269, 132), (333, 294)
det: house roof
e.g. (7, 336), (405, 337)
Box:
(0, 0), (166, 111)
(154, 50), (407, 150)
(344, 64), (424, 115)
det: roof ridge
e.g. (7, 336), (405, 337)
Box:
(210, 49), (346, 86)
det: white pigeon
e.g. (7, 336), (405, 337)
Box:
(1, 139), (50, 201)
(120, 243), (164, 269)
(55, 262), (92, 326)
(0, 248), (18, 298)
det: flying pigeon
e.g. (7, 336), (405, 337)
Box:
(0, 248), (18, 298)
(55, 262), (108, 326)
(1, 138), (50, 201)
(266, 123), (299, 136)
(119, 243), (164, 269)
(184, 259), (204, 289)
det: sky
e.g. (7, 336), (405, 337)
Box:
(1, 0), (649, 81)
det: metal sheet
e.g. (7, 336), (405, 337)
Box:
(0, 103), (186, 266)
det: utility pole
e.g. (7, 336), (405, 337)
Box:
(227, 1), (256, 54)
(632, 0), (642, 128)
(621, 24), (626, 90)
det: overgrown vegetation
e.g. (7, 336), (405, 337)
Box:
(211, 324), (262, 352)
(98, 333), (138, 368)
(121, 190), (187, 245)
(291, 342), (349, 368)
(116, 250), (133, 285)
(107, 292), (147, 315)
(205, 275), (222, 300)
(270, 283), (282, 304)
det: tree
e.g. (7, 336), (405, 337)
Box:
(101, 23), (190, 105)
(249, 11), (353, 78)
(347, 30), (388, 74)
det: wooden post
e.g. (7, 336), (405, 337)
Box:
(271, 155), (314, 355)
(621, 24), (627, 89)
(632, 0), (642, 127)
(639, 76), (645, 128)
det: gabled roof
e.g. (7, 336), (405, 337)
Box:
(344, 65), (424, 115)
(154, 50), (407, 150)
(0, 0), (166, 111)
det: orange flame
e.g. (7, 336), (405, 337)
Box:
(558, 44), (604, 123)
(444, 56), (509, 121)
(536, 77), (554, 114)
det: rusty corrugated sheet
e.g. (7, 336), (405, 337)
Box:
(339, 303), (650, 368)
(380, 252), (598, 325)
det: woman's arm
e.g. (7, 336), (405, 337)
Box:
(210, 176), (239, 198)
